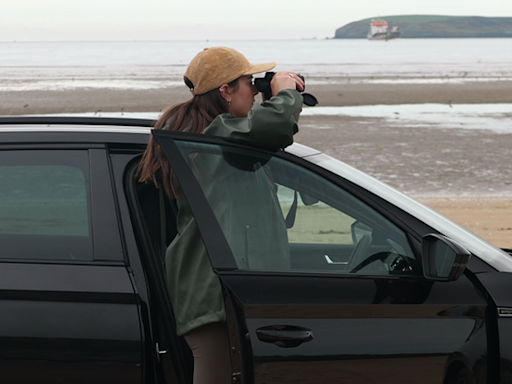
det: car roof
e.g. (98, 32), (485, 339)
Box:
(0, 116), (321, 157)
(0, 116), (153, 145)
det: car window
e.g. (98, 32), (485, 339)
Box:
(175, 140), (419, 276)
(0, 150), (93, 261)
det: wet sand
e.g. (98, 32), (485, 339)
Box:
(1, 78), (511, 248)
(2, 79), (512, 115)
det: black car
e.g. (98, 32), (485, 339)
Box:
(1, 116), (511, 384)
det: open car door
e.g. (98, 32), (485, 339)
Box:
(153, 130), (490, 384)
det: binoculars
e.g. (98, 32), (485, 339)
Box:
(254, 72), (318, 107)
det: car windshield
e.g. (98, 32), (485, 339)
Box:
(294, 146), (512, 272)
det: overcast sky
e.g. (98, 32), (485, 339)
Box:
(1, 0), (511, 41)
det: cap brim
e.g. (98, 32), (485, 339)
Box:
(242, 62), (276, 76)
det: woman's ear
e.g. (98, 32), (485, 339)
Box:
(219, 84), (231, 102)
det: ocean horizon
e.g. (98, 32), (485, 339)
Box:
(2, 39), (512, 92)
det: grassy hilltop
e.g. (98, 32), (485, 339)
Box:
(334, 15), (512, 38)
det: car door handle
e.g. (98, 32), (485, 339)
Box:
(256, 325), (313, 348)
(324, 255), (348, 265)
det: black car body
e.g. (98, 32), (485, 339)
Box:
(1, 116), (511, 384)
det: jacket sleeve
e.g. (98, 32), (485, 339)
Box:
(203, 89), (302, 149)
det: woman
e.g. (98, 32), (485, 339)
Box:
(138, 46), (303, 383)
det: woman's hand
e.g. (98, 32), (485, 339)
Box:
(270, 72), (305, 96)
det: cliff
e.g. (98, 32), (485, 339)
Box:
(334, 15), (512, 38)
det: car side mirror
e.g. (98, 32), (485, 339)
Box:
(422, 234), (471, 282)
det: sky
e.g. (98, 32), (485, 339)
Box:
(1, 0), (511, 41)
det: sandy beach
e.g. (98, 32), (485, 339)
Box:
(1, 78), (511, 248)
(418, 197), (512, 249)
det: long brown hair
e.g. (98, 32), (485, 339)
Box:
(138, 78), (239, 198)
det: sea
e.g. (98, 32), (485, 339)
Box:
(2, 38), (512, 196)
(2, 38), (512, 88)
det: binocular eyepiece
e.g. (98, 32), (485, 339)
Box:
(254, 72), (318, 107)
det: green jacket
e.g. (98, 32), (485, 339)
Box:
(165, 89), (302, 336)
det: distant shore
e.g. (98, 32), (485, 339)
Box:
(334, 15), (512, 39)
(2, 78), (512, 115)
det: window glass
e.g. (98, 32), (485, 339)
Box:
(278, 185), (355, 245)
(176, 141), (419, 276)
(311, 152), (512, 272)
(0, 150), (93, 261)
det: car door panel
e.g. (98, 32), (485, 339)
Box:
(0, 263), (142, 384)
(221, 273), (487, 384)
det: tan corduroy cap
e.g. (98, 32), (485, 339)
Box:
(184, 47), (276, 95)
